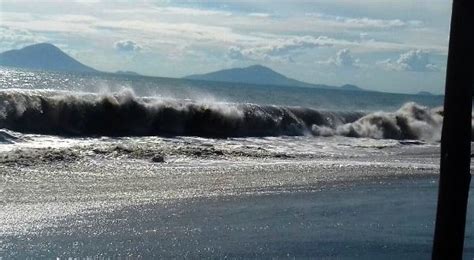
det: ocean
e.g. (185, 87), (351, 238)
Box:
(0, 67), (472, 258)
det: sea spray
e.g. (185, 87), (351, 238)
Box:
(334, 103), (443, 141)
(0, 89), (450, 140)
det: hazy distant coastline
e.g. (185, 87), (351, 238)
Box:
(0, 43), (430, 95)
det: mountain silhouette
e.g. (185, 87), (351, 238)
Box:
(0, 43), (98, 73)
(1, 44), (366, 92)
(340, 84), (364, 91)
(116, 70), (141, 76)
(184, 65), (336, 89)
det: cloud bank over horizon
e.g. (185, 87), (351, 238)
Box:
(0, 0), (451, 94)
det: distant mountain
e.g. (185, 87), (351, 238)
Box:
(0, 43), (98, 73)
(340, 84), (365, 91)
(116, 70), (141, 76)
(417, 91), (434, 96)
(184, 65), (332, 89)
(1, 45), (370, 92)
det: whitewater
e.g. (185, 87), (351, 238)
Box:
(0, 67), (473, 258)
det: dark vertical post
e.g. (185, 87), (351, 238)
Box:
(432, 0), (473, 259)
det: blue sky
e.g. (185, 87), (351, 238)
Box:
(0, 0), (452, 94)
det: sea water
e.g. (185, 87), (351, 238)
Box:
(0, 67), (472, 258)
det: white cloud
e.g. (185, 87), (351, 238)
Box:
(1, 17), (96, 33)
(114, 40), (142, 52)
(0, 26), (45, 51)
(248, 13), (271, 18)
(227, 46), (246, 60)
(104, 6), (232, 17)
(317, 49), (360, 68)
(0, 4), (448, 57)
(333, 49), (359, 67)
(96, 20), (256, 44)
(227, 35), (333, 61)
(378, 49), (438, 72)
(51, 14), (98, 23)
(305, 13), (422, 29)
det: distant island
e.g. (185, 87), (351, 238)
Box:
(417, 91), (434, 96)
(0, 43), (367, 92)
(0, 43), (98, 73)
(185, 64), (330, 89)
(184, 64), (363, 91)
(116, 70), (141, 76)
(340, 84), (365, 91)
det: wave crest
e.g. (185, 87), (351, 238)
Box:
(0, 89), (447, 140)
(334, 102), (443, 141)
(0, 89), (362, 137)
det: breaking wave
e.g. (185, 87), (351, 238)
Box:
(0, 89), (447, 140)
(0, 129), (23, 144)
(333, 103), (444, 141)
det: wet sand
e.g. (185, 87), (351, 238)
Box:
(2, 177), (473, 259)
(1, 136), (472, 258)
